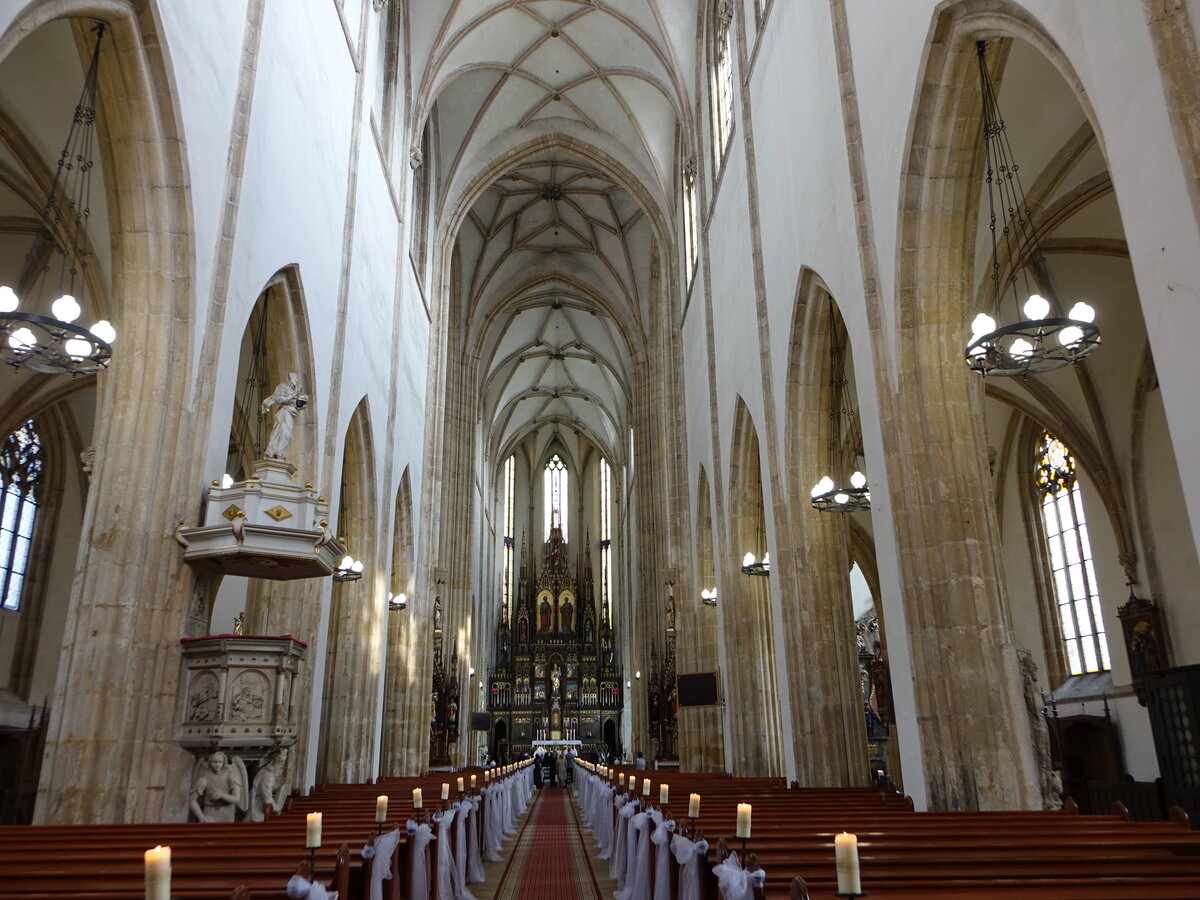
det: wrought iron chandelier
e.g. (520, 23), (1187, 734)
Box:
(965, 40), (1099, 376)
(0, 25), (116, 375)
(811, 300), (870, 513)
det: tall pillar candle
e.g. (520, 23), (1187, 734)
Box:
(306, 812), (322, 848)
(441, 783), (450, 801)
(457, 776), (465, 792)
(659, 784), (669, 804)
(412, 787), (423, 809)
(375, 795), (388, 824)
(144, 845), (170, 900)
(642, 777), (651, 796)
(688, 793), (701, 818)
(835, 832), (861, 893)
(735, 803), (751, 839)
(470, 774), (477, 788)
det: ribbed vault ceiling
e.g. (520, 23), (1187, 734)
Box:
(415, 1), (693, 468)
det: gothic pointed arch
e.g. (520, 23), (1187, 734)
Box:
(781, 269), (871, 788)
(381, 466), (417, 773)
(726, 396), (782, 776)
(318, 397), (382, 784)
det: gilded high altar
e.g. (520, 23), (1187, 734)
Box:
(486, 525), (623, 760)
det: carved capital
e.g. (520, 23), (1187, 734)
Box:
(409, 146), (424, 170)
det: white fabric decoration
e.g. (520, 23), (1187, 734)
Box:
(712, 852), (766, 900)
(671, 834), (709, 900)
(651, 813), (676, 900)
(359, 827), (401, 900)
(286, 874), (338, 900)
(406, 818), (436, 900)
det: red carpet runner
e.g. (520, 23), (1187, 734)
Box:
(493, 788), (603, 900)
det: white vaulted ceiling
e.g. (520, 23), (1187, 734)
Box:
(413, 1), (694, 467)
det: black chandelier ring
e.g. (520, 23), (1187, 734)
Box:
(810, 486), (871, 513)
(965, 316), (1101, 377)
(0, 311), (113, 375)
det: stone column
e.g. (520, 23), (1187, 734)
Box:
(31, 7), (203, 824)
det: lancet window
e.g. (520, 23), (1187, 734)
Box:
(503, 454), (515, 611)
(709, 1), (735, 168)
(544, 453), (568, 543)
(1037, 431), (1110, 675)
(599, 457), (612, 613)
(0, 420), (43, 611)
(682, 154), (699, 288)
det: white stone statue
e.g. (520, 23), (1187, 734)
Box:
(248, 747), (289, 821)
(189, 749), (248, 822)
(261, 373), (307, 460)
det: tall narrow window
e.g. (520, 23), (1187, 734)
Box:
(710, 1), (735, 167)
(544, 454), (568, 543)
(599, 458), (612, 613)
(1037, 432), (1110, 675)
(0, 421), (43, 611)
(682, 154), (699, 288)
(503, 455), (515, 612)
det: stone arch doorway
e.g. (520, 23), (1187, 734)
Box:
(603, 718), (618, 761)
(491, 719), (508, 765)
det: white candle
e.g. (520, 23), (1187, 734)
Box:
(441, 782), (450, 801)
(618, 773), (625, 786)
(736, 803), (752, 839)
(375, 794), (388, 824)
(659, 784), (669, 804)
(144, 845), (170, 900)
(470, 774), (477, 788)
(412, 787), (423, 809)
(306, 812), (322, 848)
(835, 832), (861, 893)
(688, 793), (701, 818)
(457, 776), (465, 792)
(642, 778), (651, 796)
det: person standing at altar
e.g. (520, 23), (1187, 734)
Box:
(556, 750), (567, 788)
(634, 751), (647, 770)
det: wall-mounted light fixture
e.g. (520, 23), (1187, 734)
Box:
(741, 552), (770, 576)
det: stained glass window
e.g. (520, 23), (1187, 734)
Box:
(544, 454), (568, 543)
(0, 421), (43, 612)
(1037, 431), (1110, 675)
